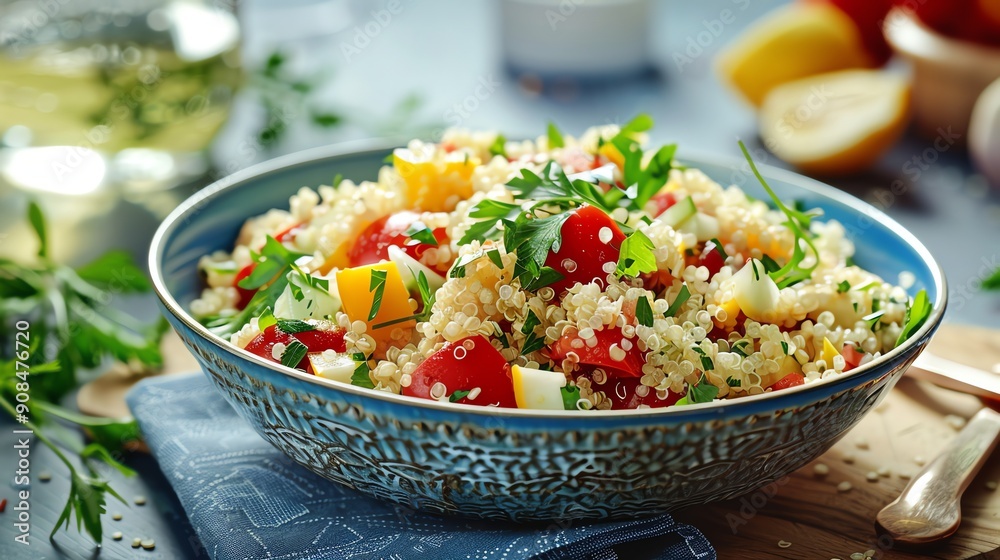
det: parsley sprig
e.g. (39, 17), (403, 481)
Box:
(738, 141), (822, 288)
(1, 203), (162, 544)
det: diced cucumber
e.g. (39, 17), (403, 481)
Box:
(388, 245), (446, 293)
(658, 195), (697, 229)
(274, 271), (342, 320)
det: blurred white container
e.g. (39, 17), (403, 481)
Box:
(970, 77), (1000, 186)
(884, 7), (1000, 139)
(500, 0), (651, 78)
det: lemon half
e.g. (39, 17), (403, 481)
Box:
(759, 69), (910, 175)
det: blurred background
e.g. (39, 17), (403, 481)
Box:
(1, 1), (1000, 556)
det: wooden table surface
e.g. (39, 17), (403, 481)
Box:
(674, 324), (1000, 560)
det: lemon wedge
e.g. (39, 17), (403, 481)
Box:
(759, 69), (910, 175)
(717, 3), (876, 107)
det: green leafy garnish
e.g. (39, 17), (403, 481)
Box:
(731, 340), (750, 358)
(368, 268), (388, 321)
(403, 221), (439, 246)
(837, 280), (851, 293)
(692, 346), (714, 371)
(486, 249), (505, 270)
(276, 318), (314, 333)
(208, 236), (305, 337)
(28, 200), (48, 258)
(896, 289), (932, 346)
(726, 377), (741, 388)
(679, 374), (719, 405)
(780, 341), (789, 355)
(505, 212), (571, 290)
(0, 204), (162, 544)
(615, 229), (657, 278)
(707, 238), (727, 260)
(350, 352), (375, 388)
(664, 284), (691, 317)
(521, 332), (546, 356)
(738, 140), (821, 288)
(561, 385), (582, 410)
(489, 134), (507, 158)
(449, 390), (471, 402)
(521, 310), (541, 335)
(280, 340), (309, 368)
(547, 122), (565, 148)
(864, 310), (885, 331)
(635, 296), (654, 328)
(984, 268), (1000, 290)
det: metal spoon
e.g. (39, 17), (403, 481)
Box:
(875, 406), (1000, 544)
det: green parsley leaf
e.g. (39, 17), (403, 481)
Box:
(759, 254), (781, 274)
(332, 173), (344, 188)
(75, 250), (151, 292)
(521, 332), (546, 356)
(731, 340), (750, 358)
(403, 221), (439, 246)
(561, 385), (582, 410)
(896, 289), (932, 346)
(619, 113), (654, 135)
(780, 340), (789, 355)
(864, 310), (885, 331)
(547, 122), (565, 148)
(707, 238), (727, 260)
(506, 212), (571, 288)
(486, 249), (505, 270)
(280, 340), (309, 368)
(239, 236), (306, 290)
(368, 268), (388, 321)
(310, 111), (341, 128)
(686, 374), (719, 403)
(984, 268), (1000, 290)
(522, 266), (564, 291)
(276, 318), (315, 333)
(665, 284), (691, 317)
(726, 377), (741, 388)
(616, 229), (657, 278)
(489, 134), (507, 158)
(521, 310), (541, 335)
(350, 353), (375, 388)
(635, 296), (654, 327)
(28, 200), (48, 258)
(837, 280), (851, 293)
(449, 390), (471, 402)
(257, 307), (277, 331)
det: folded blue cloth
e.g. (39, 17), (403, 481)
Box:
(127, 373), (715, 560)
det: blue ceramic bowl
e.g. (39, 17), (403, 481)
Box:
(149, 140), (946, 521)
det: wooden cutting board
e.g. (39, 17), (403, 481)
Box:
(88, 323), (1000, 558)
(674, 323), (1000, 560)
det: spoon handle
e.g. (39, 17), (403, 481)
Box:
(888, 408), (1000, 528)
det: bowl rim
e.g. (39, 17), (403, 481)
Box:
(149, 138), (948, 418)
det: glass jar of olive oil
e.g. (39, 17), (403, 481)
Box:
(0, 0), (242, 195)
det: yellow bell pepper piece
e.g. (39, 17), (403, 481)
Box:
(822, 337), (839, 365)
(336, 262), (415, 347)
(393, 146), (478, 212)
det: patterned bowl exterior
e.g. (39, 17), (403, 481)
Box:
(150, 141), (946, 521)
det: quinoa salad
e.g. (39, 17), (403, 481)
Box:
(191, 116), (932, 411)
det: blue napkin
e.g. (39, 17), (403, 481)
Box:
(127, 373), (716, 560)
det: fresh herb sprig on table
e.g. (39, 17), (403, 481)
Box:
(0, 203), (166, 544)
